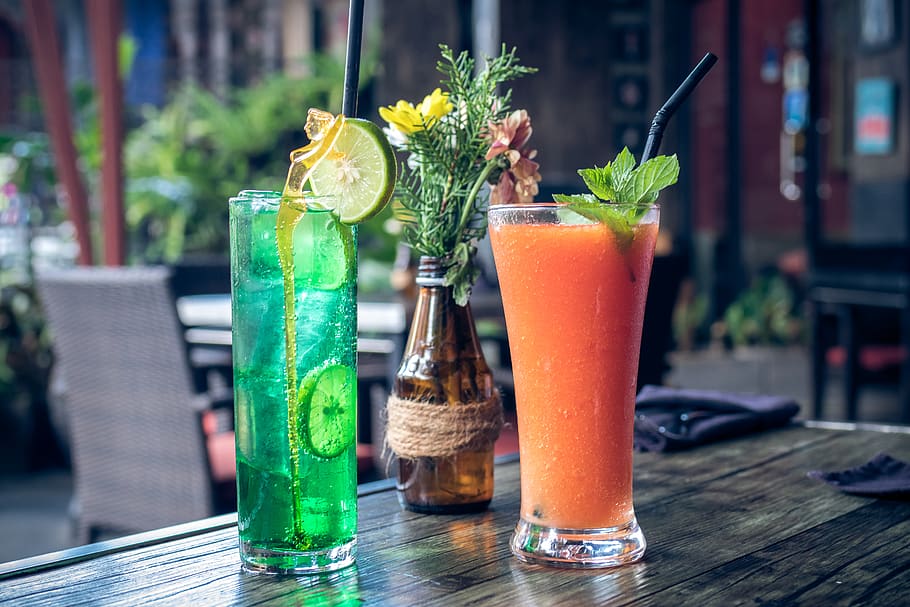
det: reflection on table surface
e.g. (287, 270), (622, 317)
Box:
(2, 423), (909, 605)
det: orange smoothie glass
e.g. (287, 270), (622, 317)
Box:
(488, 202), (658, 568)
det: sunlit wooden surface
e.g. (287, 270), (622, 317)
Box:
(2, 424), (909, 606)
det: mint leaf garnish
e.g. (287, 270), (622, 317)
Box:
(630, 154), (679, 203)
(553, 193), (599, 204)
(562, 200), (634, 251)
(577, 168), (614, 201)
(569, 147), (679, 204)
(610, 147), (637, 199)
(554, 147), (678, 254)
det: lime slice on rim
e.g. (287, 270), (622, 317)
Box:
(298, 363), (356, 459)
(307, 118), (396, 225)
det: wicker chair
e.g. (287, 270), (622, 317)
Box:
(37, 266), (235, 542)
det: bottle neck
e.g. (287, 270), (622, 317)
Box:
(415, 256), (446, 288)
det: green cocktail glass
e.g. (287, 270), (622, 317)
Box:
(229, 189), (357, 574)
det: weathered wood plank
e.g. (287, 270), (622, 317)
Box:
(636, 499), (910, 606)
(1, 426), (908, 606)
(407, 427), (910, 606)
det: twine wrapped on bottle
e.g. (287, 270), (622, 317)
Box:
(386, 392), (503, 459)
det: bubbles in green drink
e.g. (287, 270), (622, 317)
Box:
(230, 190), (357, 563)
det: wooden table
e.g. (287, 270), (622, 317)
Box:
(2, 422), (909, 605)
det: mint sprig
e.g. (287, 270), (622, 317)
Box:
(552, 193), (599, 204)
(577, 167), (614, 200)
(553, 196), (635, 250)
(572, 147), (678, 205)
(631, 153), (680, 203)
(554, 147), (678, 252)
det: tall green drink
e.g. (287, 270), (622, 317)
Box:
(230, 190), (357, 574)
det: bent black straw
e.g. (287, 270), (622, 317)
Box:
(341, 0), (365, 118)
(640, 52), (718, 163)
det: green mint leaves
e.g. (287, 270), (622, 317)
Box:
(631, 153), (680, 203)
(553, 147), (678, 252)
(576, 147), (679, 204)
(552, 193), (599, 204)
(553, 196), (636, 250)
(577, 168), (614, 201)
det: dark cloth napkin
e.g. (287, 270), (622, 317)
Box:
(634, 385), (801, 452)
(807, 453), (910, 498)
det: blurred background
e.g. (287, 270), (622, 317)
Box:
(1, 0), (909, 562)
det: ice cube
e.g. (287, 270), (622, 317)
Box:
(291, 211), (354, 291)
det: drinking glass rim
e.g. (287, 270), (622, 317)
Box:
(229, 189), (336, 212)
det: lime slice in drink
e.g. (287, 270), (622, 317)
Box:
(307, 118), (396, 225)
(298, 363), (357, 459)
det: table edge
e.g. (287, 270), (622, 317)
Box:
(0, 513), (238, 581)
(0, 453), (519, 580)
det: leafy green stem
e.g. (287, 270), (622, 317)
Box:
(454, 159), (497, 242)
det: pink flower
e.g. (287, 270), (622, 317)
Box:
(485, 109), (533, 160)
(504, 147), (541, 201)
(486, 109), (540, 203)
(490, 148), (541, 204)
(490, 171), (515, 205)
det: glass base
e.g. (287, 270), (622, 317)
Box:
(510, 517), (646, 568)
(240, 539), (356, 575)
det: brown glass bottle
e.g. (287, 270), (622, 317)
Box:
(392, 256), (497, 513)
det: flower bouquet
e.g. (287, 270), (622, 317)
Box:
(379, 44), (539, 305)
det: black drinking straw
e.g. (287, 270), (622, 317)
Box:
(341, 0), (365, 118)
(640, 52), (718, 163)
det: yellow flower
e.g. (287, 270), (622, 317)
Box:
(379, 100), (423, 134)
(418, 88), (453, 122)
(379, 88), (453, 134)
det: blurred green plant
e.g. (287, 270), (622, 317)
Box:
(121, 58), (396, 267)
(672, 288), (709, 352)
(0, 280), (66, 472)
(0, 132), (63, 228)
(721, 273), (804, 348)
(57, 42), (396, 268)
(0, 282), (52, 393)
